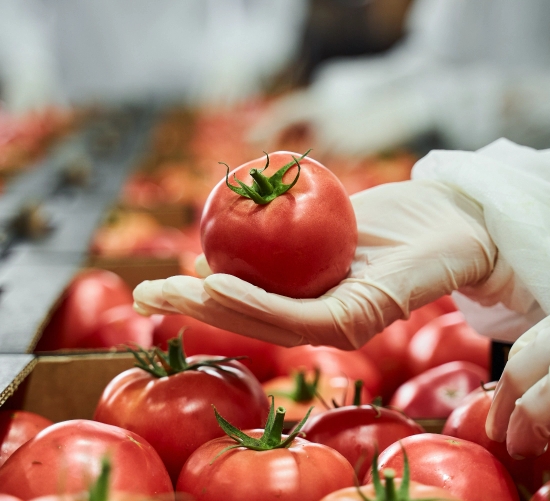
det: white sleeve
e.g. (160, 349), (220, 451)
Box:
(412, 139), (550, 341)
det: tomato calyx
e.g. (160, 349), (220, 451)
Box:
(128, 334), (246, 378)
(211, 396), (314, 462)
(221, 150), (310, 205)
(89, 457), (110, 501)
(362, 448), (443, 501)
(273, 368), (324, 404)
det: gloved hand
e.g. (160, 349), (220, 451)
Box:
(486, 315), (550, 459)
(133, 179), (496, 349)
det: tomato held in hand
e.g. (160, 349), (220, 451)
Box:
(176, 402), (356, 501)
(0, 420), (173, 500)
(298, 382), (424, 479)
(390, 361), (488, 419)
(94, 336), (269, 484)
(443, 382), (550, 495)
(200, 151), (358, 298)
(0, 410), (53, 468)
(367, 434), (519, 501)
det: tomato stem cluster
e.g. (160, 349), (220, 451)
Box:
(210, 396), (313, 462)
(222, 150), (311, 205)
(89, 457), (110, 501)
(128, 333), (246, 378)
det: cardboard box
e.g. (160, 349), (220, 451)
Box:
(1, 353), (135, 422)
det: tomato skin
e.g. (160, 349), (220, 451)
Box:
(152, 314), (282, 382)
(262, 373), (372, 423)
(390, 361), (488, 419)
(299, 405), (424, 479)
(358, 302), (446, 402)
(80, 305), (154, 349)
(35, 269), (133, 351)
(0, 420), (173, 500)
(176, 431), (356, 501)
(443, 383), (550, 495)
(94, 357), (269, 485)
(200, 151), (358, 299)
(366, 434), (519, 501)
(0, 410), (53, 468)
(406, 312), (490, 376)
(320, 479), (462, 500)
(274, 345), (382, 398)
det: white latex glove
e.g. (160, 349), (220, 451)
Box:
(133, 179), (496, 349)
(486, 315), (550, 459)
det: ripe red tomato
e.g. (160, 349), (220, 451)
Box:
(0, 410), (53, 468)
(35, 269), (133, 350)
(390, 361), (488, 419)
(0, 420), (173, 499)
(299, 404), (424, 479)
(79, 305), (154, 349)
(358, 301), (446, 401)
(262, 371), (371, 423)
(274, 345), (382, 398)
(200, 151), (358, 298)
(367, 434), (519, 501)
(406, 312), (490, 376)
(152, 314), (282, 382)
(176, 431), (356, 500)
(94, 341), (269, 484)
(443, 382), (550, 495)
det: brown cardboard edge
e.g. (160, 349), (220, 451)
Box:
(0, 357), (38, 408)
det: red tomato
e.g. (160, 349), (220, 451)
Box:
(358, 301), (446, 402)
(532, 483), (550, 501)
(35, 269), (133, 350)
(0, 410), (53, 468)
(367, 434), (519, 501)
(0, 420), (173, 499)
(274, 345), (382, 398)
(443, 382), (550, 495)
(262, 372), (371, 423)
(200, 151), (358, 298)
(299, 404), (424, 479)
(390, 361), (488, 419)
(407, 312), (490, 376)
(94, 345), (269, 485)
(79, 305), (154, 349)
(321, 479), (462, 500)
(0, 496), (23, 501)
(176, 431), (356, 500)
(152, 314), (282, 382)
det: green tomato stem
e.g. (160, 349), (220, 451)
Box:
(382, 469), (397, 500)
(265, 407), (286, 447)
(167, 336), (188, 372)
(249, 168), (274, 196)
(353, 380), (364, 406)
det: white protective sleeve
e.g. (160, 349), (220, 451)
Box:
(412, 138), (550, 342)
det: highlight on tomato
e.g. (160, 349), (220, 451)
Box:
(200, 150), (358, 298)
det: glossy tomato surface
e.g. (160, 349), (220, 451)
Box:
(274, 345), (382, 398)
(532, 482), (550, 501)
(0, 420), (173, 500)
(406, 312), (490, 376)
(320, 479), (462, 500)
(201, 151), (358, 298)
(299, 405), (424, 479)
(80, 305), (154, 349)
(390, 361), (488, 419)
(152, 314), (282, 381)
(94, 357), (269, 484)
(367, 434), (519, 501)
(443, 382), (550, 495)
(0, 410), (53, 468)
(35, 269), (133, 350)
(262, 372), (371, 423)
(177, 431), (356, 500)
